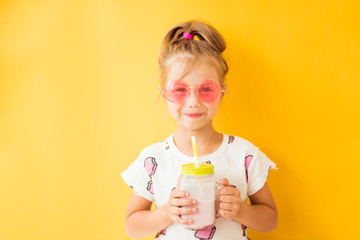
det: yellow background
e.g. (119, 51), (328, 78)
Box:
(1, 0), (359, 239)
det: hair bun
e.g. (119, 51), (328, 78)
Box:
(159, 20), (228, 88)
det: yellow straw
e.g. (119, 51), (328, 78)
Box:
(191, 136), (200, 168)
(191, 136), (203, 196)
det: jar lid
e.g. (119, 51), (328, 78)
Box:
(181, 163), (214, 175)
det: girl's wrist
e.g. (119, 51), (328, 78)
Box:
(235, 201), (248, 223)
(159, 203), (173, 226)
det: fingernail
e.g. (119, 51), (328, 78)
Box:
(192, 208), (197, 213)
(187, 219), (192, 224)
(185, 192), (190, 197)
(192, 200), (197, 204)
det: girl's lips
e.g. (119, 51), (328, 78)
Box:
(184, 113), (204, 118)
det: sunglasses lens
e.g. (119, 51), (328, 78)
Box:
(165, 80), (188, 103)
(164, 80), (222, 103)
(198, 80), (222, 103)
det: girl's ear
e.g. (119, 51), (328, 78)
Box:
(158, 86), (165, 99)
(221, 84), (227, 98)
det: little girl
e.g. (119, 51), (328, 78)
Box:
(121, 20), (277, 240)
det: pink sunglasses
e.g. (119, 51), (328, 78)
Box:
(161, 80), (225, 103)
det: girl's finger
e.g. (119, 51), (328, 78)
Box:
(219, 178), (231, 187)
(219, 209), (237, 219)
(218, 187), (240, 197)
(171, 189), (190, 198)
(169, 205), (197, 215)
(171, 214), (193, 225)
(219, 195), (241, 203)
(169, 197), (197, 207)
(176, 175), (182, 189)
(219, 202), (240, 212)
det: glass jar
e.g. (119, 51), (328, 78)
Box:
(180, 163), (215, 230)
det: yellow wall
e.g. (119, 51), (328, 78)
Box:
(1, 0), (359, 239)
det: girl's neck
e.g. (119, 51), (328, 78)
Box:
(173, 125), (223, 157)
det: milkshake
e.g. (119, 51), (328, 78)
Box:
(180, 163), (216, 230)
(182, 199), (215, 230)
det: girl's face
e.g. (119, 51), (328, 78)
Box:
(164, 60), (223, 132)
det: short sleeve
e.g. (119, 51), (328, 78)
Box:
(247, 148), (277, 196)
(121, 151), (156, 202)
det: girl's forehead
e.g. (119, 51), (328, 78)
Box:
(166, 61), (220, 85)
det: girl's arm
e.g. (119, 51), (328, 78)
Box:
(241, 182), (278, 231)
(124, 192), (171, 239)
(218, 179), (278, 232)
(125, 177), (197, 239)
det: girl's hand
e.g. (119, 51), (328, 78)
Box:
(218, 178), (242, 221)
(167, 176), (197, 225)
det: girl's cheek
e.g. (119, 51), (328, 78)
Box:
(208, 103), (220, 114)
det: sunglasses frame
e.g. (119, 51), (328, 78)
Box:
(160, 79), (225, 103)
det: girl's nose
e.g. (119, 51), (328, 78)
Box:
(186, 88), (201, 107)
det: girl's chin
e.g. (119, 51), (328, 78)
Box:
(177, 120), (213, 131)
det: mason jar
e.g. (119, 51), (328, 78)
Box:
(180, 163), (215, 230)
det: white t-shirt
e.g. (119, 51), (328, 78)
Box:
(121, 133), (276, 240)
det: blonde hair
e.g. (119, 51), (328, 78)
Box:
(159, 20), (228, 88)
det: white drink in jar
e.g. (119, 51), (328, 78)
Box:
(180, 163), (215, 230)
